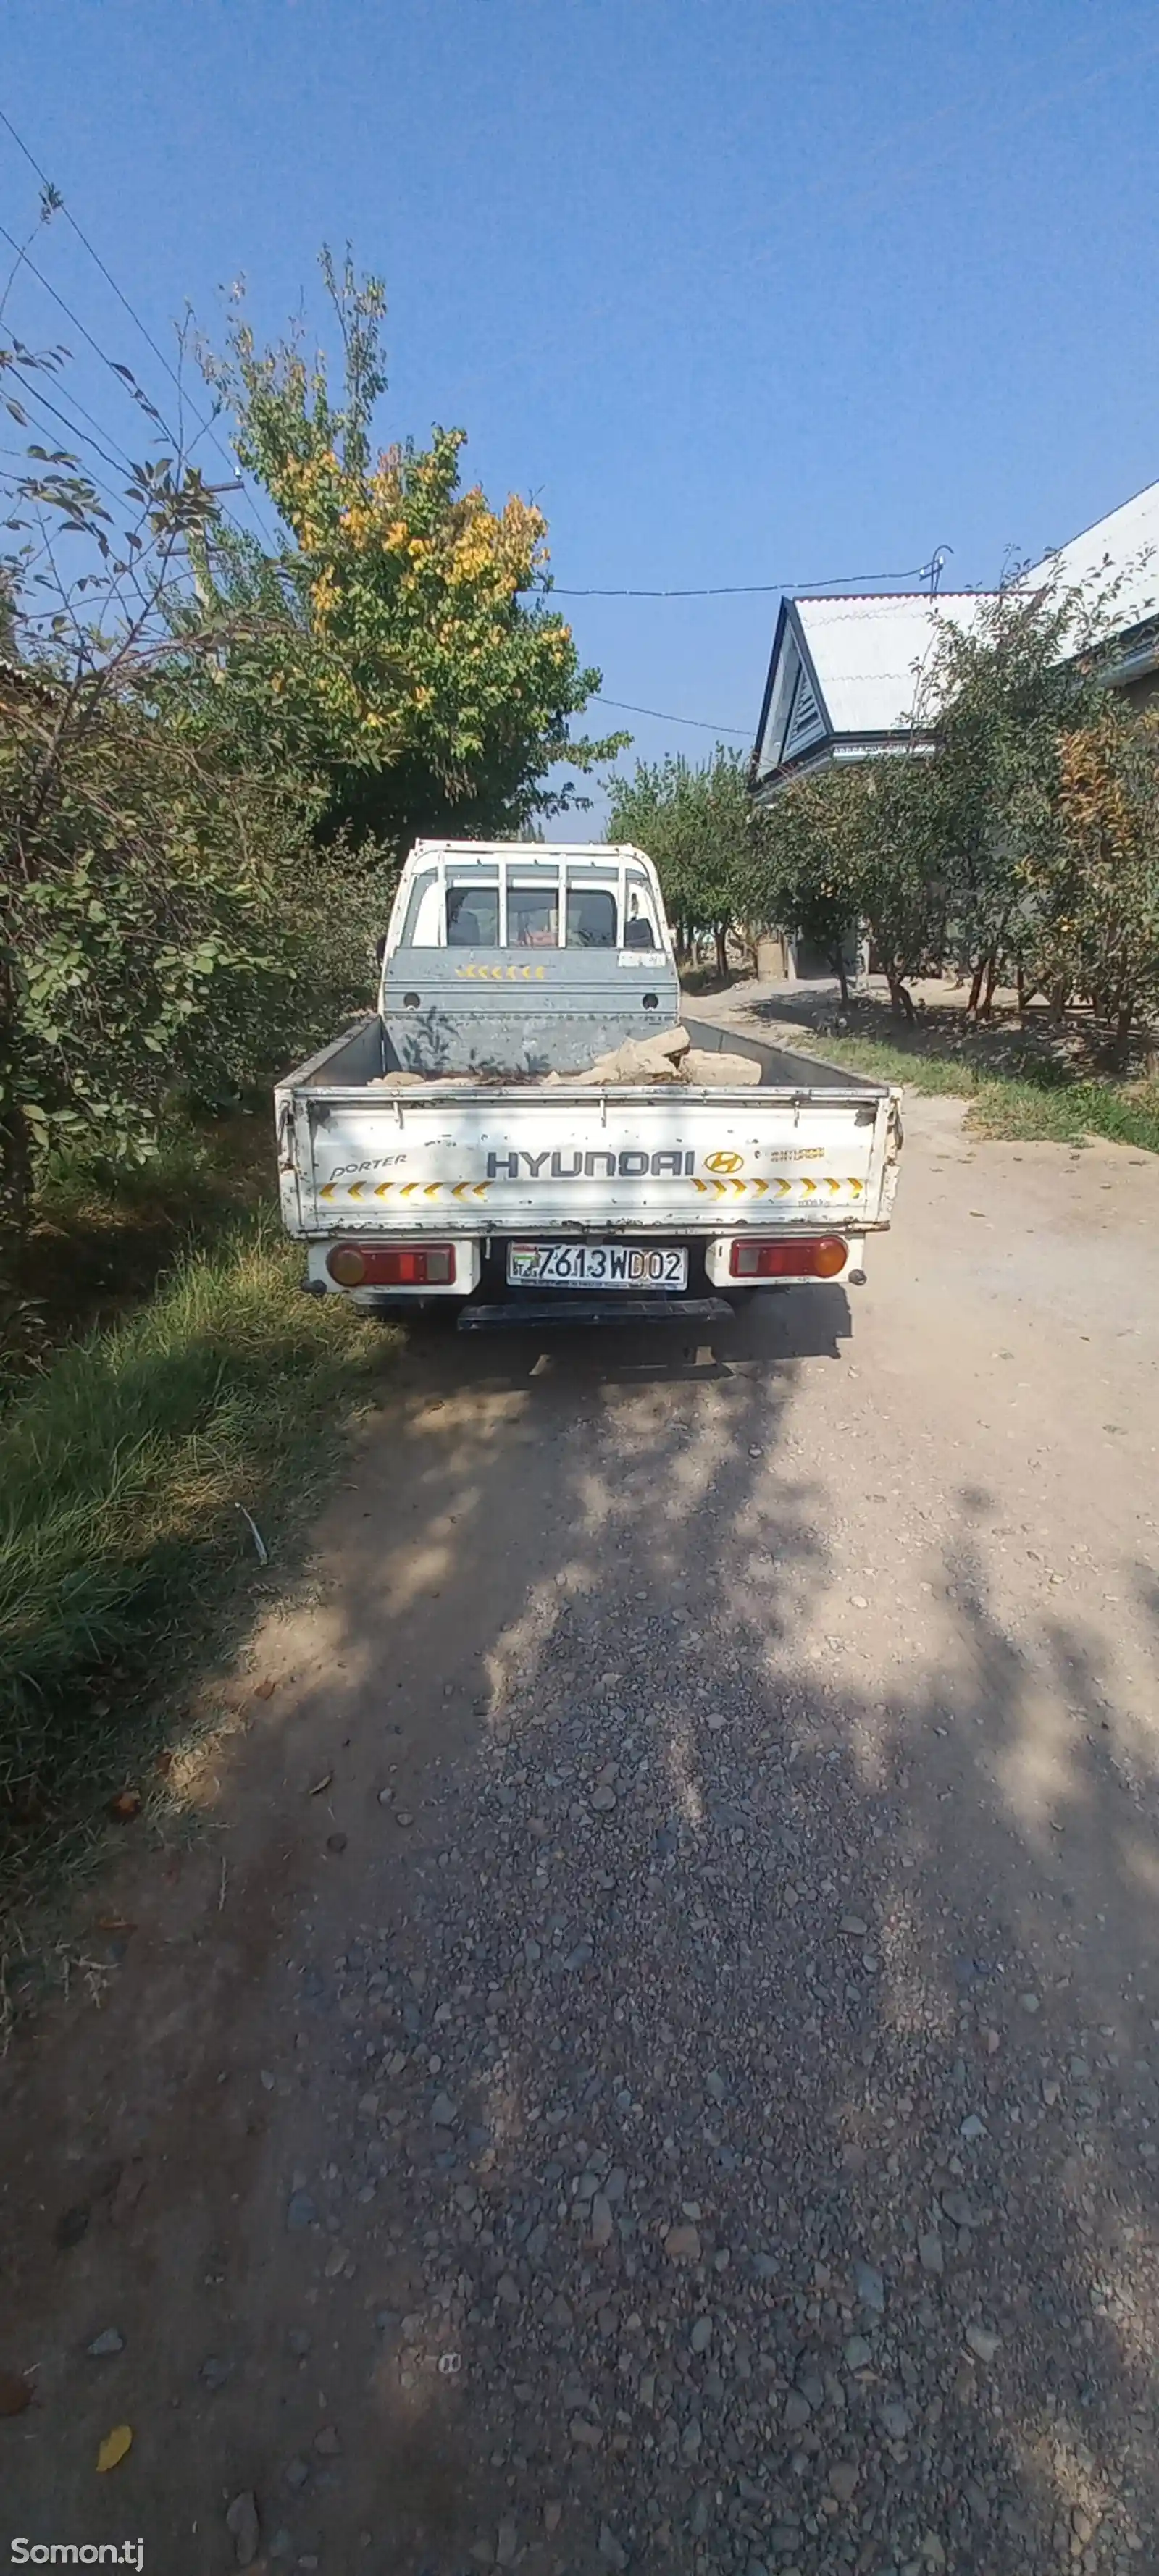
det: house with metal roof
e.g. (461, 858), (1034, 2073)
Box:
(750, 478), (1159, 805)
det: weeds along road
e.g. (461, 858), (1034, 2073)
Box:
(4, 1095), (1159, 2576)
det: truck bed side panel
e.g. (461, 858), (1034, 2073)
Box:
(278, 1087), (894, 1237)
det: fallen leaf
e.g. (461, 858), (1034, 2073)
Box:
(96, 2424), (133, 2472)
(97, 1916), (135, 1934)
(308, 1772), (333, 1797)
(0, 2367), (31, 2416)
(108, 1789), (141, 1821)
(253, 1677), (277, 1700)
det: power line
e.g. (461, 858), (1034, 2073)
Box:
(0, 108), (206, 419)
(592, 693), (750, 738)
(0, 106), (280, 547)
(553, 560), (940, 599)
(4, 361), (135, 484)
(0, 211), (258, 549)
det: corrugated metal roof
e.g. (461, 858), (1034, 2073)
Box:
(754, 477), (1159, 787)
(795, 591), (991, 737)
(1030, 477), (1159, 639)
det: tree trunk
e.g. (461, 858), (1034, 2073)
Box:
(885, 967), (915, 1025)
(980, 953), (1000, 1020)
(714, 923), (729, 981)
(966, 957), (986, 1019)
(1016, 963), (1029, 1023)
(831, 946), (850, 1009)
(1115, 1000), (1134, 1073)
(1049, 978), (1068, 1028)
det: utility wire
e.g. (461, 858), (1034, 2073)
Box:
(0, 109), (280, 547)
(4, 361), (135, 484)
(553, 559), (941, 599)
(593, 693), (750, 738)
(0, 108), (217, 436)
(0, 211), (257, 547)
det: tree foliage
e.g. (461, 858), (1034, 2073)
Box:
(189, 251), (623, 850)
(745, 571), (1159, 1039)
(606, 747), (753, 974)
(750, 757), (943, 1018)
(1037, 704), (1159, 1054)
(0, 240), (608, 1338)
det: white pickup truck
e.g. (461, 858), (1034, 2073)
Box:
(275, 839), (903, 1330)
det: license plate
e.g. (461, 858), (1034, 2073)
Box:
(506, 1241), (688, 1290)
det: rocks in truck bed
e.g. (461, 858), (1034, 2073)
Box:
(567, 1025), (691, 1086)
(682, 1047), (761, 1086)
(366, 1025), (761, 1089)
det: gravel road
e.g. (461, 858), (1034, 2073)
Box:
(4, 1092), (1159, 2576)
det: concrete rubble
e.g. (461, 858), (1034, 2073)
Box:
(367, 1025), (763, 1091)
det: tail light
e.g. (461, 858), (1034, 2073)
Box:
(729, 1237), (847, 1280)
(326, 1243), (456, 1287)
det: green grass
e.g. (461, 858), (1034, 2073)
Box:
(770, 1026), (1159, 1152)
(0, 1196), (396, 1915)
(19, 1102), (274, 1362)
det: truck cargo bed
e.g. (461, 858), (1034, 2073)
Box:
(276, 1014), (899, 1245)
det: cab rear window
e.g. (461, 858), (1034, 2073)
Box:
(566, 883), (617, 947)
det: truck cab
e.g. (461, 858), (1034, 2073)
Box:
(379, 840), (681, 1078)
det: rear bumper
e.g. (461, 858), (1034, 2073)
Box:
(458, 1294), (733, 1333)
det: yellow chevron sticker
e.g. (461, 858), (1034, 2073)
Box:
(322, 1168), (863, 1207)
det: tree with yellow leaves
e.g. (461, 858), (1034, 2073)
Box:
(1034, 703), (1159, 1065)
(188, 251), (624, 852)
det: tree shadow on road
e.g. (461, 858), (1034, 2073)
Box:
(3, 1293), (1158, 2575)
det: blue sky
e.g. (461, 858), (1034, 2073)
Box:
(3, 1), (1158, 813)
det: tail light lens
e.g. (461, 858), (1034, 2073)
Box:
(326, 1243), (456, 1287)
(729, 1236), (847, 1280)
